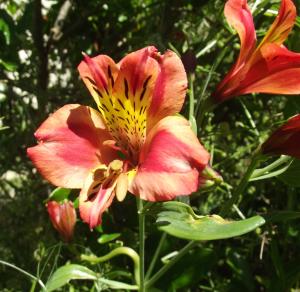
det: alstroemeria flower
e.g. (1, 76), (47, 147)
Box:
(212, 0), (300, 103)
(261, 114), (300, 158)
(28, 46), (213, 228)
(47, 200), (76, 242)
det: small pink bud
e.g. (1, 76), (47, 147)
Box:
(47, 201), (76, 242)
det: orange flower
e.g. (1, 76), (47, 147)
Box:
(212, 0), (300, 103)
(28, 47), (216, 228)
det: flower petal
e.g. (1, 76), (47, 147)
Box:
(111, 46), (160, 159)
(79, 175), (117, 228)
(224, 0), (256, 68)
(239, 44), (300, 95)
(147, 50), (188, 129)
(27, 104), (117, 188)
(259, 0), (296, 48)
(262, 114), (300, 158)
(131, 116), (210, 201)
(78, 54), (119, 113)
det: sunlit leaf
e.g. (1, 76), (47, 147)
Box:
(155, 202), (265, 241)
(48, 187), (71, 202)
(98, 233), (121, 244)
(46, 264), (97, 291)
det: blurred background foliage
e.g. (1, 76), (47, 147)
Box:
(0, 0), (300, 291)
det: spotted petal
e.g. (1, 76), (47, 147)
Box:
(131, 116), (210, 201)
(27, 104), (117, 188)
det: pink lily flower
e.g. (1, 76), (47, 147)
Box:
(47, 200), (76, 242)
(262, 114), (300, 158)
(212, 0), (300, 103)
(28, 47), (213, 228)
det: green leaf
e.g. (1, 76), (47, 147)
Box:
(46, 264), (97, 291)
(98, 233), (121, 244)
(0, 59), (17, 71)
(155, 202), (265, 241)
(0, 19), (10, 45)
(48, 187), (71, 202)
(279, 159), (300, 187)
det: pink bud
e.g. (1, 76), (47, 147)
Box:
(47, 201), (76, 242)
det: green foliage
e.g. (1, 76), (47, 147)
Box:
(154, 201), (265, 240)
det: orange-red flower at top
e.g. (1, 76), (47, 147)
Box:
(28, 47), (215, 229)
(261, 114), (300, 158)
(212, 0), (300, 103)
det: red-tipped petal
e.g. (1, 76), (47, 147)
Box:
(78, 54), (119, 107)
(262, 114), (300, 158)
(147, 50), (188, 129)
(131, 116), (210, 201)
(27, 104), (117, 188)
(224, 0), (256, 68)
(259, 0), (296, 47)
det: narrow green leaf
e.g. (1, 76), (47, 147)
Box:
(45, 264), (97, 291)
(0, 19), (10, 45)
(155, 202), (265, 241)
(98, 233), (121, 244)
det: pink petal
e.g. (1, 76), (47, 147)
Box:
(239, 44), (300, 95)
(259, 0), (296, 47)
(47, 201), (77, 242)
(147, 50), (188, 129)
(27, 104), (117, 188)
(79, 175), (117, 228)
(131, 116), (210, 201)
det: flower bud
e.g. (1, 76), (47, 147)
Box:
(47, 200), (76, 242)
(261, 115), (300, 158)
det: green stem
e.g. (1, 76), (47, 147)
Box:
(220, 153), (261, 217)
(137, 198), (145, 292)
(188, 73), (195, 122)
(251, 155), (291, 179)
(81, 246), (140, 285)
(145, 241), (197, 289)
(0, 260), (47, 291)
(145, 232), (167, 280)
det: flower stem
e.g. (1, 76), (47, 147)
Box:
(145, 232), (167, 280)
(220, 153), (261, 217)
(81, 246), (140, 285)
(145, 240), (197, 289)
(137, 198), (145, 292)
(0, 260), (47, 291)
